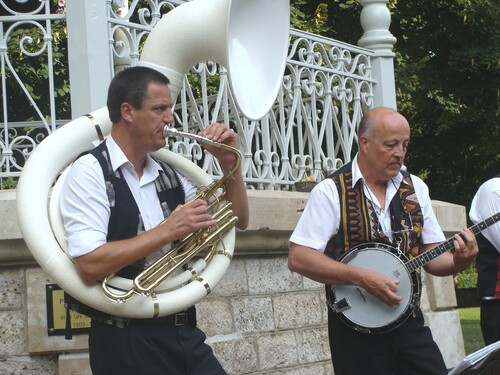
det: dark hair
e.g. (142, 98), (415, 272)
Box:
(107, 66), (171, 123)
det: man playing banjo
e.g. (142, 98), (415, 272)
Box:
(288, 106), (478, 375)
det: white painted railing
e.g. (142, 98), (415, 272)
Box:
(0, 0), (397, 190)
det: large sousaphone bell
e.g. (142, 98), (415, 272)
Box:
(16, 0), (290, 318)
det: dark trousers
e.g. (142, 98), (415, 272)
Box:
(89, 316), (226, 375)
(480, 299), (500, 345)
(328, 308), (448, 375)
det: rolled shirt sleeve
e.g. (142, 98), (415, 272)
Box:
(59, 154), (110, 258)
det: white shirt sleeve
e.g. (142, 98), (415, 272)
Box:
(469, 177), (500, 252)
(410, 174), (446, 245)
(289, 179), (340, 252)
(59, 154), (110, 258)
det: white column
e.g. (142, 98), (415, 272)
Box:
(65, 0), (112, 117)
(357, 0), (397, 109)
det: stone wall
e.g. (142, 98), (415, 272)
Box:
(0, 190), (467, 374)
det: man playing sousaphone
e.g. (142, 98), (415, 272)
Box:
(60, 66), (248, 374)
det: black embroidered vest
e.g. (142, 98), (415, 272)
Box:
(324, 161), (423, 261)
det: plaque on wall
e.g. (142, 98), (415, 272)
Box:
(46, 284), (91, 336)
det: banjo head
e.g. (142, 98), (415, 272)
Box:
(331, 244), (420, 334)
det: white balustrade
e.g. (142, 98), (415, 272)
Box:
(1, 0), (398, 190)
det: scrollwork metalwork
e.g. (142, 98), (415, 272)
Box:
(1, 1), (376, 191)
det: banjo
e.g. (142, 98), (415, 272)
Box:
(327, 212), (500, 334)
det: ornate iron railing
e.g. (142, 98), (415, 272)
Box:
(0, 0), (374, 190)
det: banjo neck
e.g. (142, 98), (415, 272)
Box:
(406, 212), (500, 273)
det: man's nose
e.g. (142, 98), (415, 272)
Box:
(394, 144), (406, 157)
(164, 110), (174, 124)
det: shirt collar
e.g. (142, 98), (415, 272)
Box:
(352, 153), (405, 188)
(105, 135), (162, 180)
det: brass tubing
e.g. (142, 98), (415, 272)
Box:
(133, 204), (236, 294)
(100, 127), (241, 303)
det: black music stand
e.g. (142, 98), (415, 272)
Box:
(448, 341), (500, 375)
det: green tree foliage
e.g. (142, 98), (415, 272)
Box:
(292, 0), (500, 211)
(0, 1), (71, 122)
(290, 0), (331, 35)
(391, 0), (500, 211)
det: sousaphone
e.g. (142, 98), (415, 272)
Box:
(16, 0), (290, 318)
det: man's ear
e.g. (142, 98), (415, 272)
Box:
(359, 134), (369, 152)
(120, 102), (134, 122)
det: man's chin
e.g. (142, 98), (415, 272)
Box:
(157, 138), (167, 148)
(150, 140), (166, 152)
(388, 165), (402, 176)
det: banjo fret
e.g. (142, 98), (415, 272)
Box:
(407, 212), (500, 273)
(407, 239), (454, 272)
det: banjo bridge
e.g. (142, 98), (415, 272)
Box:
(332, 297), (351, 312)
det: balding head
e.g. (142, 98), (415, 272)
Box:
(358, 107), (406, 140)
(357, 107), (411, 182)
